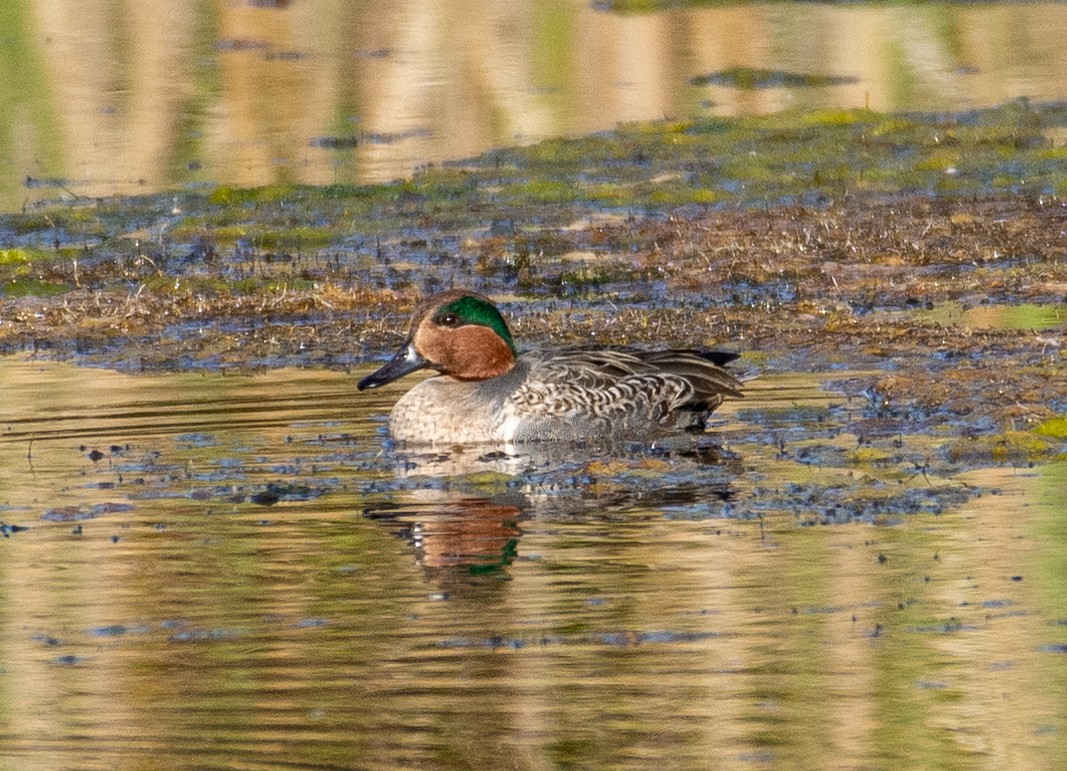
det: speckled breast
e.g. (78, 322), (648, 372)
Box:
(387, 371), (524, 444)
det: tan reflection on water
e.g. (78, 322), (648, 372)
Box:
(0, 358), (1065, 767)
(7, 2), (1067, 208)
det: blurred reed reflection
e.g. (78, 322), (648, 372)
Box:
(5, 1), (1067, 209)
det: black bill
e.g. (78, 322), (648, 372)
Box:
(357, 342), (427, 390)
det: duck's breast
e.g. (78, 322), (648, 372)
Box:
(388, 366), (526, 444)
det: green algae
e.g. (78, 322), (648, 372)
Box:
(499, 180), (583, 205)
(251, 227), (341, 251)
(209, 185), (298, 207)
(1034, 417), (1067, 440)
(689, 67), (857, 90)
(475, 102), (1067, 208)
(0, 248), (52, 265)
(945, 431), (1057, 465)
(848, 447), (898, 467)
(3, 277), (70, 297)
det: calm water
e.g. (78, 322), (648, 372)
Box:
(6, 1), (1067, 210)
(1, 357), (1065, 767)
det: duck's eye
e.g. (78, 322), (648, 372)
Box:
(439, 313), (459, 327)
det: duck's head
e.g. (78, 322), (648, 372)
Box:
(357, 289), (517, 390)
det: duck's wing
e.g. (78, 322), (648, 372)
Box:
(542, 349), (742, 398)
(537, 348), (654, 382)
(518, 347), (742, 424)
(629, 350), (745, 405)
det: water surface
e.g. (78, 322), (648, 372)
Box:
(2, 357), (1064, 767)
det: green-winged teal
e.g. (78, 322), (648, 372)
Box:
(358, 289), (743, 444)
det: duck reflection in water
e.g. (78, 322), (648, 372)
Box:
(363, 444), (742, 590)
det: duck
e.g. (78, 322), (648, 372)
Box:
(357, 289), (743, 444)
